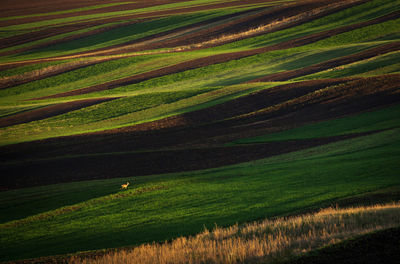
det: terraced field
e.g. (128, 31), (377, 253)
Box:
(0, 0), (399, 262)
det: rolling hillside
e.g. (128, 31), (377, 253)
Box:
(0, 0), (399, 262)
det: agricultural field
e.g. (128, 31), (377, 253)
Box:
(0, 0), (399, 263)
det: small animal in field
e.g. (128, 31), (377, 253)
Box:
(121, 182), (130, 189)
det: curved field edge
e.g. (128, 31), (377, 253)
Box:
(0, 127), (399, 260)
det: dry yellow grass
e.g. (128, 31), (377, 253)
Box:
(70, 203), (400, 264)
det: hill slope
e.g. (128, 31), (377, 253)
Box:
(0, 0), (399, 262)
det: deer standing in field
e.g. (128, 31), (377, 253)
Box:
(121, 182), (130, 189)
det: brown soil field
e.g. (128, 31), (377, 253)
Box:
(1, 75), (399, 189)
(31, 10), (399, 100)
(0, 97), (116, 128)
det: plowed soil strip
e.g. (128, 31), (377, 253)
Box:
(0, 131), (380, 190)
(250, 41), (400, 82)
(0, 97), (116, 128)
(34, 10), (400, 100)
